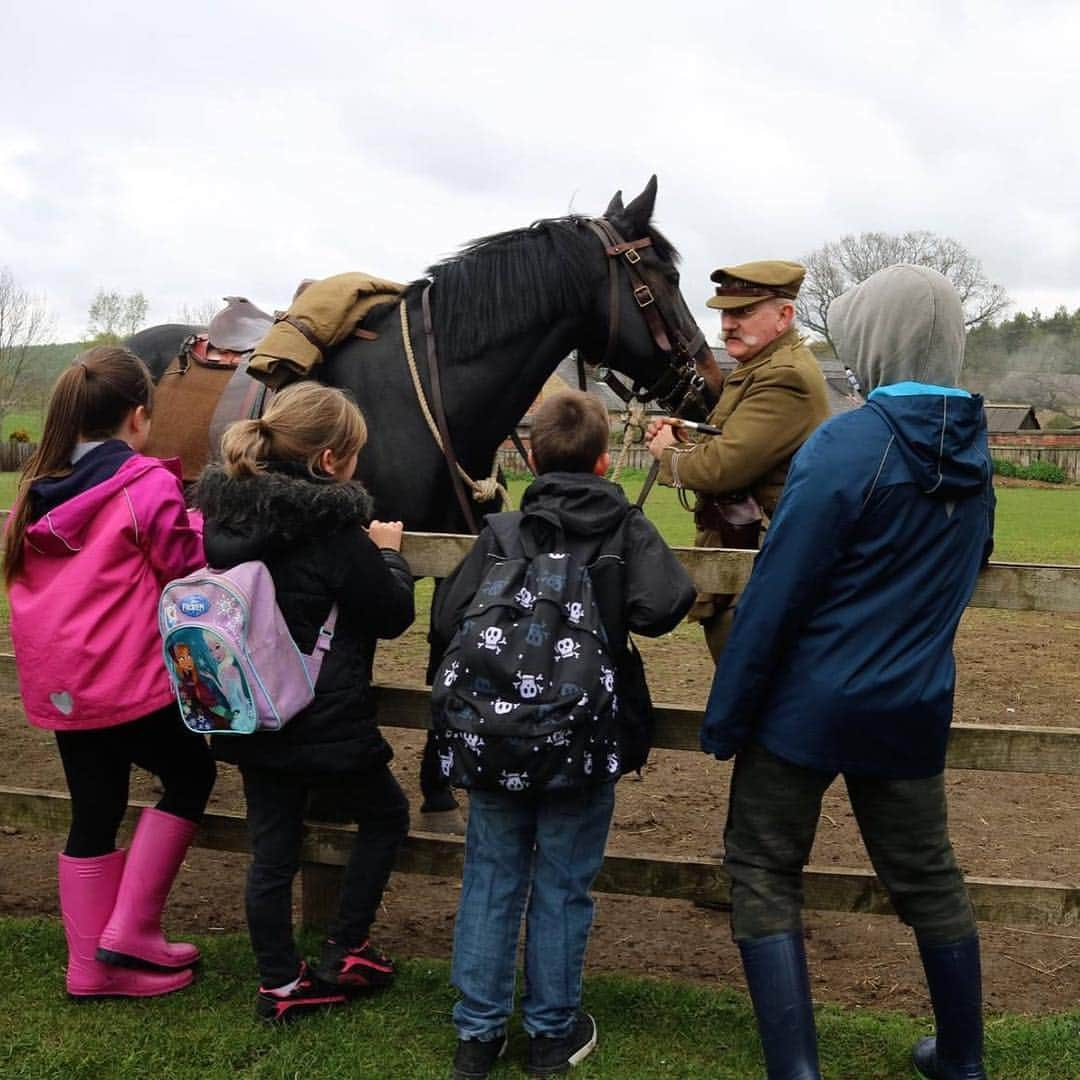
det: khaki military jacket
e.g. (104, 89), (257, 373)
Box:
(657, 327), (830, 618)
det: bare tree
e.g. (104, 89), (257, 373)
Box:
(798, 231), (1010, 349)
(0, 268), (54, 428)
(88, 289), (150, 341)
(87, 289), (126, 341)
(121, 291), (150, 337)
(172, 299), (221, 327)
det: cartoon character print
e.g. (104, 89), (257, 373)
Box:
(565, 601), (586, 625)
(499, 771), (530, 792)
(202, 631), (255, 731)
(514, 672), (545, 699)
(606, 752), (620, 775)
(479, 626), (508, 654)
(479, 576), (510, 599)
(493, 698), (520, 715)
(169, 640), (232, 732)
(442, 660), (460, 687)
(439, 746), (454, 777)
(553, 637), (580, 662)
(461, 732), (486, 752)
(600, 665), (615, 693)
(545, 728), (571, 748)
(514, 586), (536, 610)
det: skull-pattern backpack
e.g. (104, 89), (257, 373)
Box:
(431, 508), (648, 795)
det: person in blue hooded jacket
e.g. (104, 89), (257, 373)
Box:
(702, 265), (995, 1080)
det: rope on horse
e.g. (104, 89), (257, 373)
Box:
(399, 301), (510, 508)
(610, 399), (648, 488)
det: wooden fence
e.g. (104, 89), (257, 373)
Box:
(496, 446), (654, 474)
(988, 444), (1080, 481)
(0, 442), (35, 471)
(2, 536), (1080, 929)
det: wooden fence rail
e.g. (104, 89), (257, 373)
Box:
(2, 539), (1079, 929)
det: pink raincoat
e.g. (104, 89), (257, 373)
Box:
(9, 455), (203, 731)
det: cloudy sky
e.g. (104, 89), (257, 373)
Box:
(2, 0), (1078, 342)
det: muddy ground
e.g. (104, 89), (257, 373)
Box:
(1, 606), (1078, 1016)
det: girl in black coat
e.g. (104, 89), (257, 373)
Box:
(195, 382), (415, 1023)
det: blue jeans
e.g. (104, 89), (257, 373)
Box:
(451, 783), (616, 1040)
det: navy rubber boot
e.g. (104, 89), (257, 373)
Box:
(738, 932), (822, 1080)
(912, 934), (987, 1079)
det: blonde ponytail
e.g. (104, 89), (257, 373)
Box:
(218, 382), (366, 479)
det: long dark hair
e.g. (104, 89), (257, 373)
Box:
(4, 346), (154, 585)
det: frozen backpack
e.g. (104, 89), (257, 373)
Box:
(430, 512), (631, 796)
(159, 562), (337, 735)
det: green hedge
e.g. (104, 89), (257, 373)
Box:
(992, 458), (1066, 483)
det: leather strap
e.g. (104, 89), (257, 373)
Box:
(422, 285), (481, 534)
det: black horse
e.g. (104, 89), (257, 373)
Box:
(130, 176), (710, 533)
(129, 176), (711, 823)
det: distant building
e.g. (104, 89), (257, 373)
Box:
(984, 404), (1041, 433)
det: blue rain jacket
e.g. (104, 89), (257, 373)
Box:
(701, 385), (995, 778)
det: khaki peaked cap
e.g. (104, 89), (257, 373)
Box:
(706, 260), (806, 309)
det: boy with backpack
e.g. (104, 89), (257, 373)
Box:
(431, 390), (695, 1078)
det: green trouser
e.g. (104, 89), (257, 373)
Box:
(724, 742), (977, 947)
(701, 606), (735, 664)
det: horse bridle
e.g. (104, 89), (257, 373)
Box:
(581, 217), (710, 415)
(409, 215), (714, 533)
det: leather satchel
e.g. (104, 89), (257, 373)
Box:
(694, 492), (763, 550)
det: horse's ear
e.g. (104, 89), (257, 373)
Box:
(623, 175), (658, 229)
(604, 189), (625, 217)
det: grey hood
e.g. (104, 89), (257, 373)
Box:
(828, 265), (965, 393)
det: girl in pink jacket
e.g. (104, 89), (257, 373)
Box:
(4, 346), (216, 1000)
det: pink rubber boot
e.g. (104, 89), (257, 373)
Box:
(58, 851), (193, 999)
(95, 807), (200, 971)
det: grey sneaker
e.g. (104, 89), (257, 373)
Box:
(453, 1033), (508, 1078)
(526, 1012), (597, 1076)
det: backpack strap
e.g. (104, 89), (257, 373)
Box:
(307, 603), (339, 679)
(589, 506), (642, 653)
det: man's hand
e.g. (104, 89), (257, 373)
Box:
(646, 420), (680, 461)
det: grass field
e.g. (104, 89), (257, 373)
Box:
(0, 408), (44, 442)
(0, 919), (1075, 1080)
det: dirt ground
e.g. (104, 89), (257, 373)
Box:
(1, 606), (1078, 1018)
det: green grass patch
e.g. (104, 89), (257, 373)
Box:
(1, 408), (44, 442)
(508, 471), (1080, 565)
(0, 918), (1074, 1079)
(989, 486), (1080, 563)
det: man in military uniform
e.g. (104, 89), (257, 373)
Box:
(646, 260), (830, 661)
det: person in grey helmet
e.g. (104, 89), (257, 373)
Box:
(700, 265), (995, 1080)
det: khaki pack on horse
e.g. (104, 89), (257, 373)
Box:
(127, 176), (713, 822)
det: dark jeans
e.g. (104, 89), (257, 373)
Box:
(55, 704), (217, 857)
(240, 762), (410, 986)
(724, 743), (976, 947)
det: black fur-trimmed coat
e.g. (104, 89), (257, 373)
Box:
(194, 464), (415, 775)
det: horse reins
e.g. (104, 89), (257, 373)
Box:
(399, 287), (508, 534)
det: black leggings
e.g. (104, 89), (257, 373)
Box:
(55, 704), (217, 858)
(241, 763), (410, 985)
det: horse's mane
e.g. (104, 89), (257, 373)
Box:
(406, 215), (679, 363)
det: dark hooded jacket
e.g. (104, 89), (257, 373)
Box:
(431, 472), (696, 778)
(700, 266), (995, 778)
(194, 464), (414, 774)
